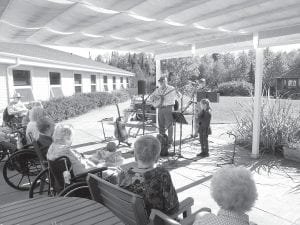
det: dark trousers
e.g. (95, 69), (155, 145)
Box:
(158, 106), (173, 144)
(199, 128), (209, 153)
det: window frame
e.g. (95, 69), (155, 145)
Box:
(74, 73), (82, 94)
(91, 74), (96, 92)
(113, 76), (116, 90)
(13, 69), (31, 86)
(12, 69), (34, 102)
(103, 75), (108, 91)
(49, 72), (61, 86)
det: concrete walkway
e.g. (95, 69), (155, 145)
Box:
(1, 101), (299, 225)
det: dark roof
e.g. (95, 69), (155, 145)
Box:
(0, 42), (133, 75)
(277, 66), (300, 79)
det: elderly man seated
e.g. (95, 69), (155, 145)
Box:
(193, 166), (258, 225)
(7, 93), (28, 123)
(119, 135), (179, 217)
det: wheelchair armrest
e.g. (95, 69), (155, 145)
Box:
(169, 197), (194, 219)
(72, 167), (107, 181)
(149, 209), (181, 225)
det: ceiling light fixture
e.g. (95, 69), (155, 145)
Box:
(81, 32), (103, 38)
(128, 13), (156, 22)
(165, 20), (185, 27)
(193, 23), (210, 30)
(218, 27), (232, 33)
(110, 35), (127, 40)
(135, 37), (150, 42)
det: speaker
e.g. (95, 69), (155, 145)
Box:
(137, 80), (146, 95)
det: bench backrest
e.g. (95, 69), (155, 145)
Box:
(87, 173), (149, 225)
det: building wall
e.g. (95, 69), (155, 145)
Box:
(0, 63), (130, 110)
(0, 64), (8, 111)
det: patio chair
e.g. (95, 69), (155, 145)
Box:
(29, 156), (107, 199)
(87, 173), (211, 225)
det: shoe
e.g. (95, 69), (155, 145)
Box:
(197, 152), (209, 157)
(191, 134), (198, 138)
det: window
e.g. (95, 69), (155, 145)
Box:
(120, 77), (124, 89)
(12, 70), (34, 102)
(49, 72), (61, 85)
(13, 70), (31, 86)
(91, 75), (96, 92)
(49, 72), (63, 98)
(103, 75), (108, 91)
(126, 77), (129, 88)
(74, 74), (82, 93)
(113, 76), (116, 90)
(288, 79), (297, 88)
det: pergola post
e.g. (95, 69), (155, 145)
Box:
(252, 33), (264, 158)
(155, 59), (161, 130)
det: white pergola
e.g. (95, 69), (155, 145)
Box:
(1, 0), (300, 158)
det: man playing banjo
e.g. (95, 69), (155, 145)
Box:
(150, 74), (181, 149)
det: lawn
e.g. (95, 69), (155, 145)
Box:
(182, 96), (300, 124)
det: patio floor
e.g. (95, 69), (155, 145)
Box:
(1, 101), (299, 225)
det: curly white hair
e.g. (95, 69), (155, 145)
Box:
(52, 123), (73, 145)
(211, 166), (258, 213)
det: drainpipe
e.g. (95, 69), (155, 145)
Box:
(6, 58), (20, 104)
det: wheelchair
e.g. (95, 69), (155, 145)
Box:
(2, 129), (41, 190)
(29, 154), (107, 199)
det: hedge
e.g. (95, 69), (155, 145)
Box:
(217, 81), (253, 96)
(42, 90), (131, 122)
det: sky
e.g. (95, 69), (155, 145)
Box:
(46, 43), (300, 60)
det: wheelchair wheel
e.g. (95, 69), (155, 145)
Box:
(3, 149), (41, 190)
(58, 181), (91, 199)
(29, 168), (51, 198)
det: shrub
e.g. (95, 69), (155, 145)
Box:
(217, 81), (253, 96)
(233, 97), (300, 154)
(42, 90), (131, 122)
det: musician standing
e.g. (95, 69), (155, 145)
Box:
(151, 75), (181, 148)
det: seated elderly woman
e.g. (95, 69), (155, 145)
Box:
(193, 166), (258, 225)
(119, 135), (179, 217)
(47, 124), (88, 175)
(26, 106), (46, 143)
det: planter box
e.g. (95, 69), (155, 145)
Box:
(283, 145), (300, 162)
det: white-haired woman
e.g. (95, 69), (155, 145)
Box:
(193, 166), (258, 225)
(119, 135), (179, 217)
(47, 124), (86, 175)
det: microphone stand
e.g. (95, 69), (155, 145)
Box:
(141, 87), (157, 135)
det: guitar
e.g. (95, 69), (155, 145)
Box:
(114, 103), (128, 143)
(151, 88), (176, 108)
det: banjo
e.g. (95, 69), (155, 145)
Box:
(151, 88), (176, 108)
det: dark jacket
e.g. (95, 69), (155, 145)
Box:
(37, 134), (53, 158)
(198, 109), (212, 134)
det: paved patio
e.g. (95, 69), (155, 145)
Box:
(1, 101), (300, 225)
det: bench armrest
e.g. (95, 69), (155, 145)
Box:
(170, 197), (194, 218)
(72, 167), (107, 181)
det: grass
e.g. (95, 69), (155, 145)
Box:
(182, 96), (300, 124)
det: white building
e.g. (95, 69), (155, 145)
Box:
(0, 42), (134, 110)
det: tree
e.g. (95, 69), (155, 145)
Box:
(247, 63), (255, 86)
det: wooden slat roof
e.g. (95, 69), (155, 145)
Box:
(0, 0), (299, 56)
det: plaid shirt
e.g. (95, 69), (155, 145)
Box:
(193, 209), (250, 225)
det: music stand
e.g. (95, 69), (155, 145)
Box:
(172, 112), (188, 157)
